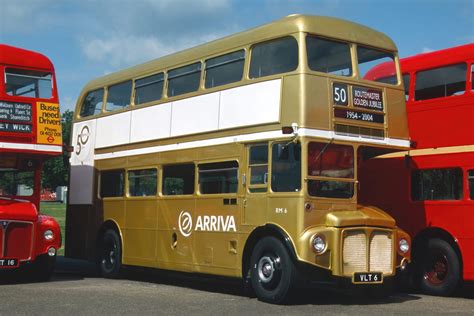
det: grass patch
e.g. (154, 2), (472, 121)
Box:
(40, 202), (66, 256)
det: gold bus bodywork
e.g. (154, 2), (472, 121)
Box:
(67, 15), (410, 286)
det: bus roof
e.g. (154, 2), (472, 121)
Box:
(0, 44), (54, 71)
(400, 43), (474, 73)
(81, 14), (397, 91)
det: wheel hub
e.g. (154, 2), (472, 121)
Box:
(257, 256), (280, 283)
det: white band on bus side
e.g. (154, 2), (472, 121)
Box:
(0, 142), (62, 153)
(93, 128), (410, 161)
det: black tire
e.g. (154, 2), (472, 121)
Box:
(98, 229), (122, 278)
(30, 254), (56, 282)
(250, 236), (296, 304)
(417, 238), (460, 296)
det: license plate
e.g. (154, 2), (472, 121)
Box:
(0, 258), (19, 269)
(352, 272), (383, 284)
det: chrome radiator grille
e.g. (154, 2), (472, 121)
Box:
(342, 229), (393, 276)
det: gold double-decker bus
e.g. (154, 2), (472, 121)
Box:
(66, 15), (411, 303)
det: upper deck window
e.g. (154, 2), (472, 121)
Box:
(306, 36), (352, 76)
(415, 63), (467, 101)
(134, 73), (164, 105)
(376, 74), (410, 100)
(205, 50), (245, 88)
(105, 80), (132, 112)
(249, 36), (298, 78)
(80, 88), (104, 117)
(357, 46), (396, 84)
(167, 62), (201, 97)
(5, 68), (52, 99)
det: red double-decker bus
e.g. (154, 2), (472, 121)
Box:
(360, 44), (474, 296)
(0, 44), (62, 280)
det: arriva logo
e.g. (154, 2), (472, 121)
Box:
(178, 210), (237, 237)
(178, 211), (193, 237)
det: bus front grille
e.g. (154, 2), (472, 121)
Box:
(369, 231), (393, 274)
(342, 229), (393, 276)
(343, 230), (367, 274)
(1, 221), (33, 261)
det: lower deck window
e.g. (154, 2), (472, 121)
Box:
(199, 161), (238, 194)
(100, 170), (124, 198)
(162, 164), (195, 195)
(0, 169), (34, 196)
(271, 142), (301, 192)
(128, 169), (157, 196)
(411, 168), (463, 201)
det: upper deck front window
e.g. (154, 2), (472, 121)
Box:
(357, 46), (396, 84)
(5, 68), (52, 99)
(80, 88), (104, 117)
(306, 36), (352, 77)
(249, 36), (298, 78)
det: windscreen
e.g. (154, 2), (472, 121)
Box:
(0, 169), (35, 197)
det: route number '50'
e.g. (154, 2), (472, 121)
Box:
(333, 83), (348, 106)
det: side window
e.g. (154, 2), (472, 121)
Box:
(248, 144), (268, 193)
(134, 73), (164, 105)
(307, 142), (354, 198)
(357, 46), (396, 83)
(100, 170), (124, 198)
(167, 62), (201, 97)
(403, 74), (410, 101)
(128, 169), (157, 197)
(415, 63), (467, 101)
(306, 36), (352, 76)
(105, 80), (132, 112)
(471, 64), (474, 91)
(249, 36), (298, 78)
(271, 142), (301, 192)
(199, 161), (238, 194)
(468, 170), (474, 200)
(205, 50), (245, 88)
(162, 164), (195, 195)
(411, 168), (463, 201)
(80, 88), (104, 117)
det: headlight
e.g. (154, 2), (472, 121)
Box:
(311, 235), (326, 254)
(399, 238), (410, 254)
(44, 230), (54, 240)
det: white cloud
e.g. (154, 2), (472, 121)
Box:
(422, 47), (434, 53)
(80, 32), (226, 69)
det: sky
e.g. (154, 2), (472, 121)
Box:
(1, 0), (473, 112)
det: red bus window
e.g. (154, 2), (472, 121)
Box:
(414, 63), (467, 101)
(5, 68), (52, 99)
(469, 170), (474, 200)
(411, 168), (463, 201)
(0, 169), (35, 197)
(357, 46), (396, 84)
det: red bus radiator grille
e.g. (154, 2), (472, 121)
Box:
(1, 221), (33, 261)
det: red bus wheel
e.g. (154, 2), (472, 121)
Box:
(419, 238), (460, 296)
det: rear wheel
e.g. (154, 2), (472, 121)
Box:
(417, 238), (460, 296)
(250, 236), (296, 304)
(98, 229), (122, 278)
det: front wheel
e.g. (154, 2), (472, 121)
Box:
(30, 254), (56, 282)
(417, 238), (460, 296)
(250, 236), (296, 304)
(98, 229), (122, 278)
